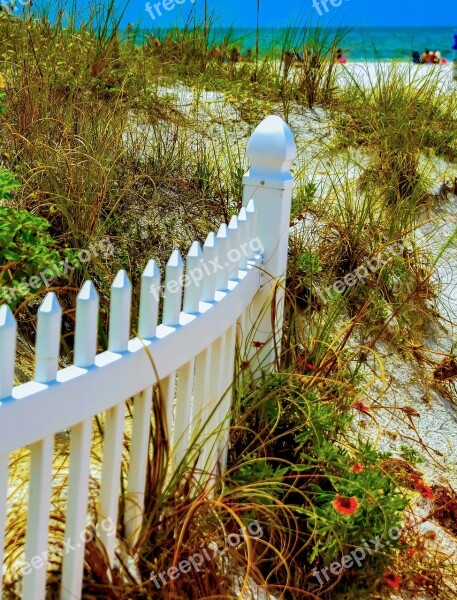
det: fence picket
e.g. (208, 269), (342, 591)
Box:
(0, 454), (7, 599)
(183, 241), (203, 314)
(0, 306), (16, 399)
(162, 250), (183, 327)
(191, 347), (212, 459)
(161, 250), (184, 454)
(200, 334), (226, 478)
(246, 199), (258, 261)
(228, 216), (240, 280)
(34, 293), (62, 384)
(124, 261), (160, 546)
(216, 324), (237, 472)
(171, 243), (204, 470)
(99, 272), (132, 566)
(23, 293), (61, 600)
(125, 386), (153, 546)
(216, 224), (229, 291)
(172, 359), (196, 470)
(201, 232), (218, 303)
(237, 207), (249, 270)
(0, 306), (16, 597)
(139, 259), (160, 340)
(61, 281), (99, 600)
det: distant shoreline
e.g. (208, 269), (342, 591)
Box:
(140, 26), (457, 61)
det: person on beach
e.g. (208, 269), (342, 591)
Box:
(434, 50), (446, 65)
(421, 49), (432, 63)
(334, 47), (348, 64)
(412, 51), (421, 64)
(420, 49), (446, 65)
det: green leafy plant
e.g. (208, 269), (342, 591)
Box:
(0, 169), (20, 201)
(0, 170), (76, 309)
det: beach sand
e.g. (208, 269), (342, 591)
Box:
(337, 61), (455, 88)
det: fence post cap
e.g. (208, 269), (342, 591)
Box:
(246, 115), (297, 175)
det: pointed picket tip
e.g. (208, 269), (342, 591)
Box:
(75, 280), (99, 368)
(77, 280), (99, 302)
(187, 241), (202, 258)
(112, 270), (131, 290)
(204, 231), (217, 249)
(142, 259), (160, 280)
(246, 198), (256, 213)
(167, 249), (183, 268)
(39, 292), (61, 314)
(246, 115), (297, 168)
(217, 223), (228, 238)
(0, 305), (16, 329)
(238, 206), (248, 221)
(228, 215), (239, 229)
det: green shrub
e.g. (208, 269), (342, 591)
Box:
(0, 170), (76, 309)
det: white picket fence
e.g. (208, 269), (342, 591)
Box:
(0, 115), (297, 600)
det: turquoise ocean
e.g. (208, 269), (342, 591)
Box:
(150, 26), (457, 61)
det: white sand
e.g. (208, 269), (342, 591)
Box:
(336, 61), (456, 90)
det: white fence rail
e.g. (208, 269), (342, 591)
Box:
(0, 115), (297, 600)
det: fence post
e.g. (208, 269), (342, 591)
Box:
(242, 115), (297, 374)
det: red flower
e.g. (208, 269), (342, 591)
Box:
(384, 571), (401, 590)
(410, 474), (434, 500)
(352, 401), (370, 412)
(331, 494), (359, 515)
(416, 481), (434, 500)
(352, 463), (364, 473)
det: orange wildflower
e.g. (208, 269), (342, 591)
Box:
(352, 463), (364, 474)
(416, 481), (434, 500)
(331, 494), (359, 515)
(410, 474), (434, 500)
(384, 571), (401, 590)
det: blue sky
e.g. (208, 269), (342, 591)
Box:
(25, 0), (457, 29)
(131, 0), (457, 29)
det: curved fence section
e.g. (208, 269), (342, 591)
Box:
(0, 114), (297, 600)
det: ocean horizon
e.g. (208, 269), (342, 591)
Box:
(145, 26), (456, 61)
